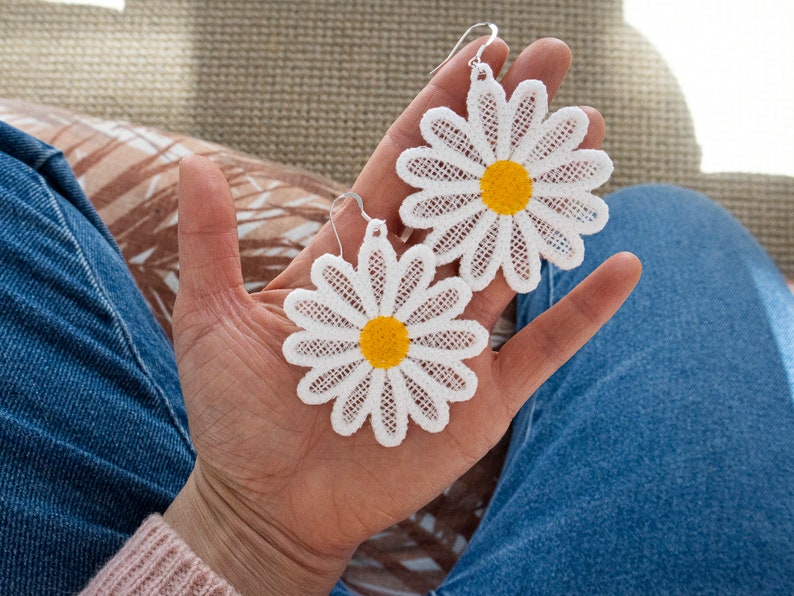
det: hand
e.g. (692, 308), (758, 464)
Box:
(165, 37), (642, 594)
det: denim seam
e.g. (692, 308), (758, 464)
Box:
(37, 149), (124, 255)
(31, 145), (64, 173)
(41, 179), (195, 455)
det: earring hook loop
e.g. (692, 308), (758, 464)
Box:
(429, 22), (499, 76)
(329, 191), (372, 259)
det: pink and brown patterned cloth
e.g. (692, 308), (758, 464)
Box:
(0, 99), (511, 595)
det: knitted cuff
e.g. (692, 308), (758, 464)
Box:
(80, 514), (239, 595)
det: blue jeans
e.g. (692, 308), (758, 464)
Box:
(0, 122), (792, 594)
(0, 122), (195, 594)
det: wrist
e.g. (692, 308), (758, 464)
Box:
(164, 461), (352, 595)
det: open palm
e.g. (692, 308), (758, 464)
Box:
(165, 37), (642, 594)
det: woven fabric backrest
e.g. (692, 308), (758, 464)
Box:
(1, 0), (791, 276)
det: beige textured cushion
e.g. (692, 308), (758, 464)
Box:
(1, 0), (790, 277)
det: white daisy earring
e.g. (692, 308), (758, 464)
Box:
(397, 23), (613, 293)
(282, 192), (489, 447)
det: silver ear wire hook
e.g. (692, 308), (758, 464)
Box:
(330, 191), (372, 259)
(429, 22), (499, 76)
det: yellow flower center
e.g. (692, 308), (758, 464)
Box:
(480, 160), (533, 216)
(359, 316), (410, 369)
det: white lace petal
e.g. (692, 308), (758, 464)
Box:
(284, 288), (366, 333)
(503, 213), (543, 293)
(403, 371), (450, 433)
(425, 208), (488, 264)
(459, 212), (504, 291)
(370, 370), (409, 447)
(357, 223), (399, 313)
(531, 190), (609, 235)
(398, 276), (471, 327)
(392, 244), (436, 314)
(525, 205), (586, 269)
(282, 331), (362, 368)
(396, 146), (483, 189)
(419, 106), (489, 168)
(299, 359), (370, 405)
(399, 188), (483, 228)
(506, 78), (549, 156)
(286, 324), (360, 343)
(534, 149), (614, 190)
(514, 106), (589, 166)
(409, 320), (489, 361)
(467, 64), (510, 161)
(401, 358), (478, 404)
(312, 253), (373, 318)
(331, 368), (376, 436)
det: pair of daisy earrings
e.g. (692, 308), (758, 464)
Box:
(283, 23), (613, 447)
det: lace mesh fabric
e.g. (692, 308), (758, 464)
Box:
(397, 63), (613, 293)
(283, 219), (489, 447)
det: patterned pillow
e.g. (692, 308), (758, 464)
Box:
(0, 99), (511, 595)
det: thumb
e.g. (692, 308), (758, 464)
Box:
(176, 155), (247, 315)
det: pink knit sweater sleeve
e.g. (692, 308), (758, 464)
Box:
(81, 515), (239, 595)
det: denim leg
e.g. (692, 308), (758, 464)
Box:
(0, 122), (195, 594)
(435, 185), (794, 594)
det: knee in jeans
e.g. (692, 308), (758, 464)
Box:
(605, 183), (741, 237)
